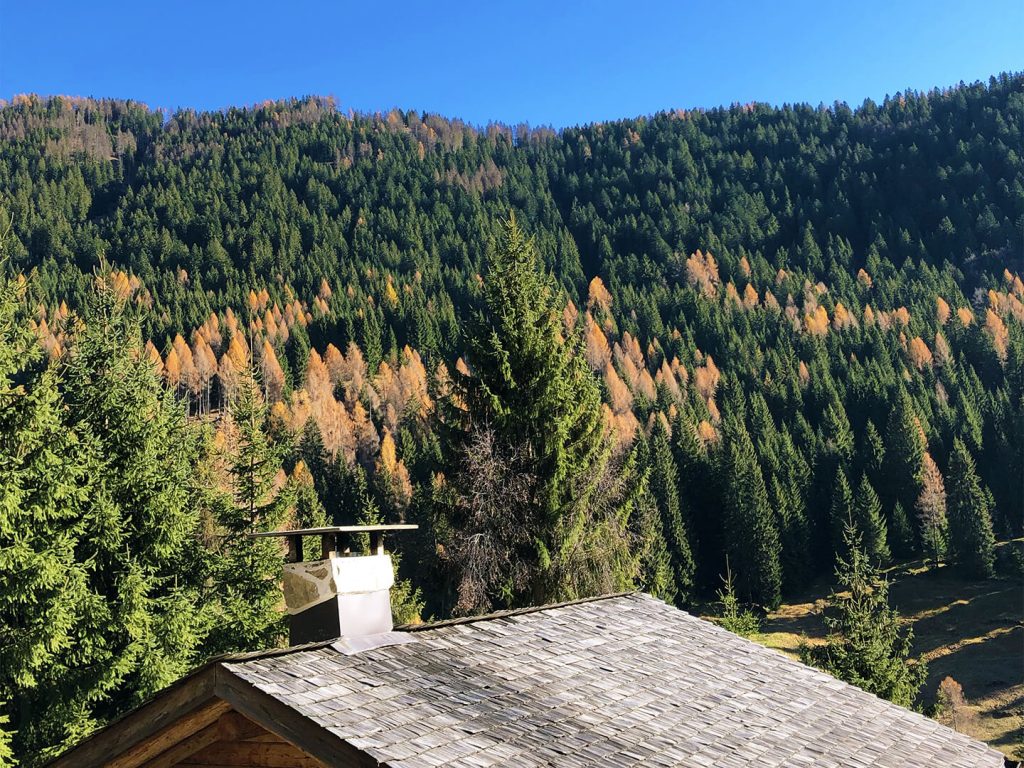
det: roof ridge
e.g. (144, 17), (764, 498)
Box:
(216, 637), (338, 664)
(395, 590), (639, 632)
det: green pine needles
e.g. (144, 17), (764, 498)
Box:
(801, 523), (926, 708)
(202, 366), (292, 656)
(437, 216), (639, 614)
(0, 277), (208, 765)
(721, 396), (783, 610)
(946, 439), (997, 578)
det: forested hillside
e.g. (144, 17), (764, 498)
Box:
(0, 75), (1022, 763)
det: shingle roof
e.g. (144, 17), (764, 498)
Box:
(225, 593), (1003, 768)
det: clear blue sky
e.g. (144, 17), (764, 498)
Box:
(1, 0), (1021, 128)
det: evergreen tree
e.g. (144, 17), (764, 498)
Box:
(0, 709), (11, 768)
(361, 306), (384, 374)
(888, 502), (916, 559)
(884, 390), (925, 515)
(627, 441), (675, 604)
(715, 559), (761, 637)
(291, 461), (329, 530)
(770, 474), (809, 591)
(204, 365), (292, 656)
(946, 439), (997, 578)
(2, 275), (212, 765)
(721, 412), (782, 609)
(801, 523), (926, 708)
(297, 419), (367, 529)
(647, 421), (696, 603)
(0, 276), (93, 764)
(5, 279), (208, 765)
(820, 401), (855, 470)
(853, 474), (891, 566)
(774, 431), (812, 589)
(60, 283), (206, 720)
(955, 392), (984, 454)
(674, 416), (721, 589)
(830, 468), (855, 560)
(862, 420), (886, 485)
(439, 216), (635, 613)
(297, 418), (329, 491)
(347, 462), (385, 527)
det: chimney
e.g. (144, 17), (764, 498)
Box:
(251, 524), (418, 646)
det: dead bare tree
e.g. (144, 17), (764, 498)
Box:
(444, 426), (534, 615)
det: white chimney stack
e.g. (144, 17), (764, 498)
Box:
(251, 524), (418, 646)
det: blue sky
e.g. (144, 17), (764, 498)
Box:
(1, 1), (1021, 128)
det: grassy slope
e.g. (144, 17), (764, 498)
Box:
(739, 542), (1023, 757)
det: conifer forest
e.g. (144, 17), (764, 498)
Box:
(0, 75), (1022, 763)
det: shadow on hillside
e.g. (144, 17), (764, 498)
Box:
(993, 691), (1024, 718)
(984, 689), (1023, 753)
(760, 601), (826, 640)
(918, 620), (1022, 696)
(888, 558), (1018, 600)
(903, 579), (1022, 658)
(762, 560), (1022, 643)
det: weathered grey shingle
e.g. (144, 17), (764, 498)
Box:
(226, 593), (1003, 767)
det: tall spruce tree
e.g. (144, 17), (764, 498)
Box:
(884, 390), (926, 517)
(0, 276), (92, 764)
(946, 439), (997, 578)
(439, 216), (635, 613)
(830, 468), (855, 560)
(3, 278), (209, 766)
(801, 523), (926, 708)
(888, 502), (916, 559)
(674, 414), (722, 588)
(853, 474), (891, 566)
(60, 283), (206, 716)
(204, 365), (292, 656)
(647, 421), (695, 603)
(291, 461), (329, 531)
(821, 401), (855, 470)
(8, 284), (206, 768)
(862, 420), (886, 485)
(721, 407), (782, 610)
(769, 474), (804, 591)
(626, 439), (675, 604)
(775, 430), (812, 589)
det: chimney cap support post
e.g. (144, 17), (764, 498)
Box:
(371, 530), (385, 556)
(249, 524), (418, 563)
(320, 533), (335, 560)
(286, 534), (304, 563)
